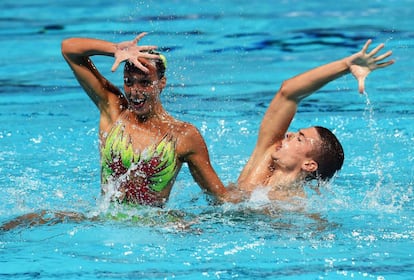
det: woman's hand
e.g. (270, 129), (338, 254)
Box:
(347, 39), (394, 93)
(111, 32), (159, 72)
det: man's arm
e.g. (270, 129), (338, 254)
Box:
(256, 39), (394, 154)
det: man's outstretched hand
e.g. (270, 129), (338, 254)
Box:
(347, 39), (394, 93)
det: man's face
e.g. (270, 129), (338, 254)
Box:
(123, 58), (162, 116)
(271, 127), (321, 171)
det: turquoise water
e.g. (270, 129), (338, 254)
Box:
(1, 0), (413, 279)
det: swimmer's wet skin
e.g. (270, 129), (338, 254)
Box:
(0, 210), (86, 231)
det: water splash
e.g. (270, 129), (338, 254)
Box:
(360, 92), (402, 212)
(89, 183), (118, 217)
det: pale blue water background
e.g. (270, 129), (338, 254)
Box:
(1, 0), (413, 279)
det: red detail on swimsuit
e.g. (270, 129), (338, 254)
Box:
(105, 155), (164, 206)
(122, 158), (162, 205)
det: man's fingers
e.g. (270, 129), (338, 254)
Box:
(368, 43), (385, 57)
(358, 78), (366, 94)
(374, 50), (393, 62)
(376, 59), (395, 69)
(361, 39), (372, 54)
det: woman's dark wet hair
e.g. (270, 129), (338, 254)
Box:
(124, 50), (166, 79)
(307, 126), (344, 181)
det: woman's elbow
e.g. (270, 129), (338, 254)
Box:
(61, 38), (78, 55)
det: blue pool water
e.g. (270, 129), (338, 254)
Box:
(1, 0), (413, 279)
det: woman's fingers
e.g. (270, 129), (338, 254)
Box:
(132, 32), (147, 44)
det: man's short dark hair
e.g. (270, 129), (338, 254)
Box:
(308, 126), (344, 181)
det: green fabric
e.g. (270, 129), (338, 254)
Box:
(104, 202), (183, 225)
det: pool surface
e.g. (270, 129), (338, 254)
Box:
(1, 0), (413, 279)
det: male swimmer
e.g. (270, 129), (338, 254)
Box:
(235, 39), (393, 202)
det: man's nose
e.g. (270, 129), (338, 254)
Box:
(285, 132), (294, 139)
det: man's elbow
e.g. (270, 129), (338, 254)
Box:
(277, 80), (293, 100)
(278, 79), (304, 102)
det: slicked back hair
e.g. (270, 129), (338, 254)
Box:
(308, 126), (344, 181)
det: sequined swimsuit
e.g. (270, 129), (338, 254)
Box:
(101, 122), (178, 206)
